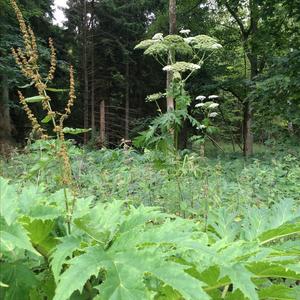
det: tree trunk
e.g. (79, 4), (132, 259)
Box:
(99, 100), (106, 147)
(242, 0), (259, 157)
(91, 2), (95, 138)
(82, 0), (89, 144)
(224, 0), (259, 157)
(243, 52), (258, 156)
(243, 101), (253, 156)
(166, 0), (176, 111)
(0, 74), (12, 144)
(125, 60), (130, 140)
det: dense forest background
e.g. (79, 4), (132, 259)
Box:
(1, 0), (299, 154)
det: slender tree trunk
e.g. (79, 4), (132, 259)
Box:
(91, 2), (95, 138)
(82, 0), (89, 144)
(99, 100), (106, 147)
(0, 74), (12, 144)
(243, 53), (257, 156)
(242, 0), (259, 157)
(243, 101), (253, 156)
(166, 0), (176, 111)
(125, 60), (130, 140)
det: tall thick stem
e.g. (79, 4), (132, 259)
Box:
(166, 0), (176, 112)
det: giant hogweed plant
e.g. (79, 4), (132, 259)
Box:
(0, 177), (300, 299)
(134, 30), (222, 153)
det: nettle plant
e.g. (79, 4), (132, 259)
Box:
(134, 30), (222, 152)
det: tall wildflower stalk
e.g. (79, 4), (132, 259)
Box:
(10, 0), (76, 233)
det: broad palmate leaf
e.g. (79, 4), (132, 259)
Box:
(50, 235), (81, 283)
(54, 245), (208, 300)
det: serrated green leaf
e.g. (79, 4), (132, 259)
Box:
(220, 264), (258, 300)
(24, 95), (46, 103)
(224, 289), (246, 300)
(28, 205), (62, 220)
(98, 249), (208, 300)
(41, 115), (52, 123)
(259, 222), (300, 244)
(0, 177), (18, 225)
(53, 246), (108, 300)
(198, 266), (230, 291)
(50, 236), (81, 283)
(55, 244), (208, 300)
(258, 285), (300, 300)
(0, 262), (39, 300)
(63, 127), (92, 135)
(247, 261), (300, 280)
(0, 220), (40, 255)
(18, 185), (45, 214)
(147, 259), (208, 300)
(23, 219), (54, 244)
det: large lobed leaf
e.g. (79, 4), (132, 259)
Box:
(54, 246), (209, 300)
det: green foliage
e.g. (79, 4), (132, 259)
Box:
(24, 95), (46, 103)
(1, 146), (300, 300)
(63, 127), (92, 135)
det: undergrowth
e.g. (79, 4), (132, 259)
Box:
(1, 144), (300, 300)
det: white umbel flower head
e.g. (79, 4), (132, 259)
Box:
(162, 62), (200, 72)
(208, 95), (219, 99)
(197, 124), (206, 130)
(211, 43), (222, 49)
(152, 33), (163, 40)
(162, 65), (172, 72)
(209, 112), (218, 118)
(195, 103), (205, 108)
(180, 29), (191, 35)
(208, 103), (219, 109)
(184, 37), (195, 44)
(196, 95), (206, 101)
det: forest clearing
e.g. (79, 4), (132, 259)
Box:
(0, 0), (299, 299)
